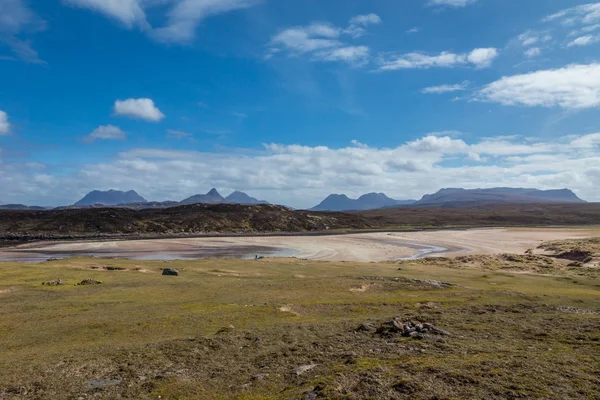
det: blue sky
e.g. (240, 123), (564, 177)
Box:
(1, 0), (599, 208)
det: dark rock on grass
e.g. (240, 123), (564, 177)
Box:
(42, 279), (64, 286)
(76, 279), (102, 286)
(162, 268), (179, 276)
(375, 317), (451, 338)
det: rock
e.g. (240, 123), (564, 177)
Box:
(295, 364), (317, 376)
(42, 279), (64, 286)
(431, 327), (451, 336)
(356, 323), (375, 332)
(162, 268), (179, 276)
(377, 317), (405, 334)
(216, 325), (235, 334)
(304, 393), (318, 400)
(76, 279), (102, 286)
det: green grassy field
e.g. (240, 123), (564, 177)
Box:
(1, 252), (599, 399)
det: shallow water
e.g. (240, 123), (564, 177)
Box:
(0, 245), (298, 263)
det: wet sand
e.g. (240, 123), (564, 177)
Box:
(0, 227), (595, 263)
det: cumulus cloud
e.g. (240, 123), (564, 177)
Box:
(268, 14), (380, 65)
(0, 110), (11, 134)
(86, 125), (126, 141)
(114, 98), (165, 122)
(62, 0), (260, 44)
(0, 0), (46, 63)
(3, 132), (600, 207)
(378, 48), (498, 71)
(477, 63), (600, 109)
(467, 48), (499, 68)
(421, 82), (469, 94)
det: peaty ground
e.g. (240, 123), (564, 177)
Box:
(0, 245), (599, 399)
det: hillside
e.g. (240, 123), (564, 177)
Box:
(1, 202), (600, 247)
(0, 203), (381, 246)
(358, 202), (600, 227)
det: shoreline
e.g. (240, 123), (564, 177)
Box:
(0, 227), (594, 263)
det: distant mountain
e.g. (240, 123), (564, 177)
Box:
(0, 204), (47, 210)
(416, 188), (585, 206)
(226, 191), (269, 205)
(311, 193), (416, 211)
(75, 190), (147, 206)
(181, 188), (225, 205)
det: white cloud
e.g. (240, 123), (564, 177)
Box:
(407, 27), (420, 34)
(269, 15), (380, 65)
(151, 0), (259, 43)
(0, 0), (46, 63)
(421, 81), (469, 94)
(270, 24), (341, 54)
(0, 110), (10, 135)
(428, 0), (477, 7)
(114, 98), (165, 122)
(477, 63), (600, 109)
(315, 46), (370, 65)
(524, 47), (541, 57)
(4, 132), (600, 207)
(378, 48), (498, 71)
(349, 13), (382, 27)
(544, 3), (600, 25)
(567, 34), (600, 47)
(86, 125), (126, 141)
(62, 0), (260, 44)
(345, 13), (382, 38)
(62, 0), (148, 29)
(517, 30), (552, 47)
(467, 48), (499, 68)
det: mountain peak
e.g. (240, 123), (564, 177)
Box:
(226, 191), (269, 205)
(206, 188), (222, 197)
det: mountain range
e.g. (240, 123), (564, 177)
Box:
(311, 193), (416, 211)
(1, 187), (587, 211)
(67, 188), (269, 209)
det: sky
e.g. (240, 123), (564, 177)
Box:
(0, 0), (599, 208)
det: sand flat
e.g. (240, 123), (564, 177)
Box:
(0, 227), (596, 262)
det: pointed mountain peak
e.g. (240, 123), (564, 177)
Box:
(206, 188), (222, 197)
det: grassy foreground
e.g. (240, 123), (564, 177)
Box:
(0, 253), (599, 399)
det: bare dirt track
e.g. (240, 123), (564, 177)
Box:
(0, 227), (596, 262)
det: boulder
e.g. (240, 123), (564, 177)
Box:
(162, 268), (179, 276)
(76, 279), (102, 286)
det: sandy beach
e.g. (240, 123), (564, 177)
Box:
(0, 227), (596, 262)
